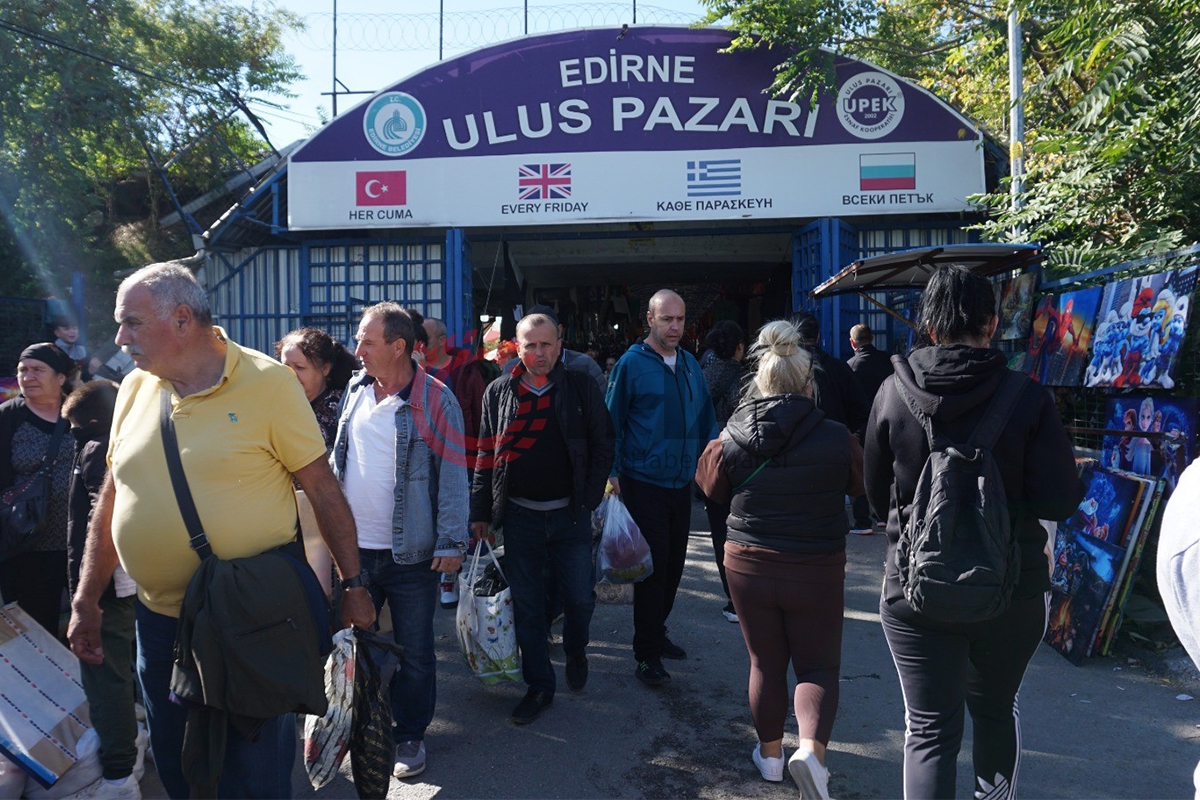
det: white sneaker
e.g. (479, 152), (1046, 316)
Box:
(439, 575), (458, 609)
(788, 748), (830, 799)
(74, 774), (142, 799)
(850, 527), (873, 536)
(752, 743), (784, 782)
(393, 740), (427, 778)
(721, 603), (739, 623)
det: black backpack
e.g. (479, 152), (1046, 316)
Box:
(893, 369), (1026, 623)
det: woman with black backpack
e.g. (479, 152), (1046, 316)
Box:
(864, 265), (1083, 798)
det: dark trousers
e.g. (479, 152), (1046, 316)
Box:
(725, 544), (845, 745)
(879, 591), (1049, 800)
(0, 549), (67, 636)
(360, 549), (439, 742)
(136, 601), (296, 799)
(619, 475), (692, 662)
(851, 493), (874, 528)
(81, 593), (139, 779)
(502, 503), (596, 694)
(703, 496), (733, 603)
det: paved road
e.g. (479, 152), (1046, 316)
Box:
(139, 501), (1200, 798)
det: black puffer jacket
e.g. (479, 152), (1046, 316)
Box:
(864, 345), (1084, 601)
(696, 394), (863, 555)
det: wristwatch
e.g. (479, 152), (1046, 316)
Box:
(340, 569), (371, 590)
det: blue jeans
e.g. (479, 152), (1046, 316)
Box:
(502, 503), (596, 694)
(360, 549), (439, 741)
(135, 601), (296, 799)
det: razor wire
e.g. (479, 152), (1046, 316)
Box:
(295, 4), (704, 52)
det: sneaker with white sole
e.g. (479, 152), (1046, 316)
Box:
(439, 575), (458, 609)
(788, 748), (830, 799)
(752, 743), (784, 782)
(74, 774), (142, 800)
(393, 740), (427, 778)
(721, 603), (739, 623)
(850, 527), (873, 535)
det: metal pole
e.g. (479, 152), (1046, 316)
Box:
(1008, 2), (1025, 218)
(439, 0), (444, 60)
(633, 0), (637, 24)
(524, 0), (528, 35)
(331, 0), (338, 117)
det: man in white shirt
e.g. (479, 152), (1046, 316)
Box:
(330, 303), (469, 781)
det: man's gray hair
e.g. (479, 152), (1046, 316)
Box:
(425, 317), (447, 338)
(119, 262), (212, 325)
(517, 313), (560, 338)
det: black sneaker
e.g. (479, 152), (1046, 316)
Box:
(565, 655), (588, 692)
(662, 637), (687, 660)
(635, 659), (671, 686)
(510, 689), (553, 724)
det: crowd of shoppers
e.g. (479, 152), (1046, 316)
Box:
(0, 261), (1116, 800)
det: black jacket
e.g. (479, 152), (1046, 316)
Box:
(696, 394), (863, 555)
(808, 347), (871, 435)
(846, 343), (894, 402)
(67, 430), (110, 597)
(471, 359), (615, 526)
(864, 345), (1084, 601)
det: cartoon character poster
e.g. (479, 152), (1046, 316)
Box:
(1061, 466), (1143, 545)
(1046, 527), (1126, 665)
(1025, 287), (1103, 385)
(1102, 395), (1197, 493)
(1084, 265), (1197, 389)
(997, 273), (1037, 340)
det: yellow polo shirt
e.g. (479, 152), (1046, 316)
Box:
(108, 329), (327, 617)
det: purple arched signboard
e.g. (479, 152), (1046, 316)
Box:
(287, 26), (985, 230)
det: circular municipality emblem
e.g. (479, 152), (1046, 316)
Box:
(836, 72), (905, 140)
(363, 92), (426, 156)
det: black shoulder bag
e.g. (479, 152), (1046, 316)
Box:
(0, 416), (69, 560)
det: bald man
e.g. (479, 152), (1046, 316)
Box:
(605, 289), (718, 687)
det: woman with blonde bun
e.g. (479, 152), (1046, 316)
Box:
(697, 320), (863, 799)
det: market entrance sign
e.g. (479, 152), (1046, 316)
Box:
(287, 27), (985, 230)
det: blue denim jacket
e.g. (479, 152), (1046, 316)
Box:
(330, 364), (469, 564)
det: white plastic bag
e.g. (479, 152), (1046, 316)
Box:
(596, 494), (654, 584)
(302, 628), (355, 789)
(455, 542), (521, 684)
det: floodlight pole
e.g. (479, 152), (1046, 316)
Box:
(1008, 2), (1025, 218)
(332, 0), (338, 116)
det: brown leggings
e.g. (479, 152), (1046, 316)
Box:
(725, 542), (845, 745)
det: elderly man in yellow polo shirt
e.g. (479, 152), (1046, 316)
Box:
(67, 262), (375, 800)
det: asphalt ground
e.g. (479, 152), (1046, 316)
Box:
(130, 499), (1200, 799)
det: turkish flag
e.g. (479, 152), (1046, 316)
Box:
(355, 171), (406, 206)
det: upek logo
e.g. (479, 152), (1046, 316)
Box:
(363, 92), (427, 156)
(836, 71), (905, 140)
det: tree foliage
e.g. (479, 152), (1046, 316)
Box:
(702, 0), (1200, 273)
(0, 0), (301, 330)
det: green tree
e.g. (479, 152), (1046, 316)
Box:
(701, 0), (1200, 272)
(0, 0), (301, 332)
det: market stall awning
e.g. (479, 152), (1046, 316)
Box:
(810, 243), (1044, 299)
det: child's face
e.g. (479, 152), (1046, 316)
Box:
(56, 324), (79, 344)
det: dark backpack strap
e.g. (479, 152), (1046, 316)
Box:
(160, 389), (214, 560)
(969, 371), (1027, 450)
(892, 379), (941, 452)
(39, 417), (69, 474)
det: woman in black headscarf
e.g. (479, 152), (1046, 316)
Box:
(0, 343), (78, 634)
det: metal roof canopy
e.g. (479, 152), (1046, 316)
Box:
(809, 242), (1044, 328)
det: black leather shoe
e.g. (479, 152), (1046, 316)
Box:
(511, 689), (553, 724)
(565, 655), (588, 692)
(662, 637), (687, 660)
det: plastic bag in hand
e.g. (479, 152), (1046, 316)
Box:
(303, 628), (355, 790)
(596, 494), (654, 584)
(350, 629), (403, 799)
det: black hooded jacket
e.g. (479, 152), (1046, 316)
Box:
(697, 394), (863, 555)
(864, 345), (1085, 601)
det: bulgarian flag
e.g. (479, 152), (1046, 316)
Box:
(859, 153), (916, 191)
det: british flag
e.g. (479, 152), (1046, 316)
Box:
(518, 163), (571, 200)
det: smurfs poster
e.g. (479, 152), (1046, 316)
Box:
(1084, 265), (1197, 389)
(1102, 394), (1197, 492)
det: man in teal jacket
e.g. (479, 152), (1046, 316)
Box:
(606, 289), (718, 687)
